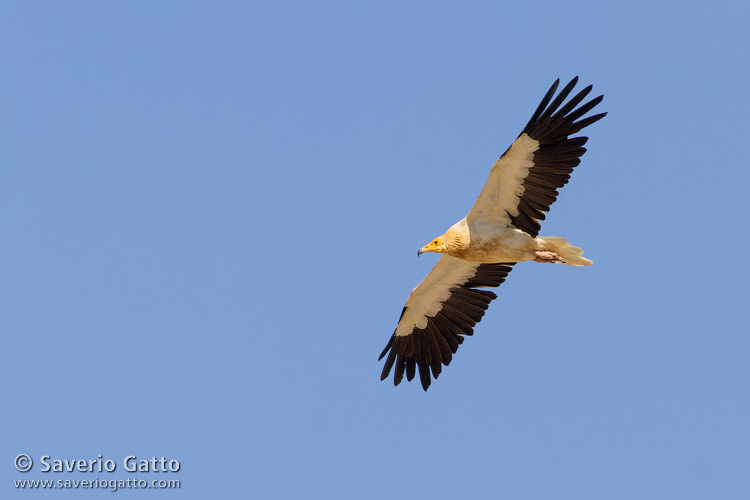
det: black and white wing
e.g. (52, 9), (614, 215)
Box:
(379, 256), (513, 390)
(467, 77), (606, 236)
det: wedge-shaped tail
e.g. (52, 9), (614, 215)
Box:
(541, 236), (592, 266)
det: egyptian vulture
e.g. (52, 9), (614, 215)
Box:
(379, 77), (606, 391)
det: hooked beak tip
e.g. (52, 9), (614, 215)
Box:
(417, 249), (424, 257)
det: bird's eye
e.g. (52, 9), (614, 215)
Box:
(433, 240), (439, 245)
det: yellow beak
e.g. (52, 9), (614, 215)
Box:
(417, 240), (441, 257)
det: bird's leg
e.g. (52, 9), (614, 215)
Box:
(534, 250), (566, 263)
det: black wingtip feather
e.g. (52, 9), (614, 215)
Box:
(564, 94), (604, 123)
(378, 335), (394, 361)
(553, 84), (592, 119)
(521, 78), (559, 135)
(405, 357), (416, 382)
(536, 77), (578, 123)
(380, 347), (397, 380)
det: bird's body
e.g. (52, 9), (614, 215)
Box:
(380, 77), (606, 390)
(433, 217), (591, 265)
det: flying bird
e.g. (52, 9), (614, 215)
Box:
(379, 77), (606, 391)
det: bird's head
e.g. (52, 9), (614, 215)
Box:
(418, 237), (446, 256)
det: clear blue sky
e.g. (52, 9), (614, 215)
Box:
(2, 1), (749, 499)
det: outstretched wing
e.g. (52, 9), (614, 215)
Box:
(467, 77), (606, 237)
(379, 255), (514, 391)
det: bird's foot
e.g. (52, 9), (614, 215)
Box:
(534, 250), (566, 263)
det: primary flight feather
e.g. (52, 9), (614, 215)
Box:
(379, 77), (606, 391)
